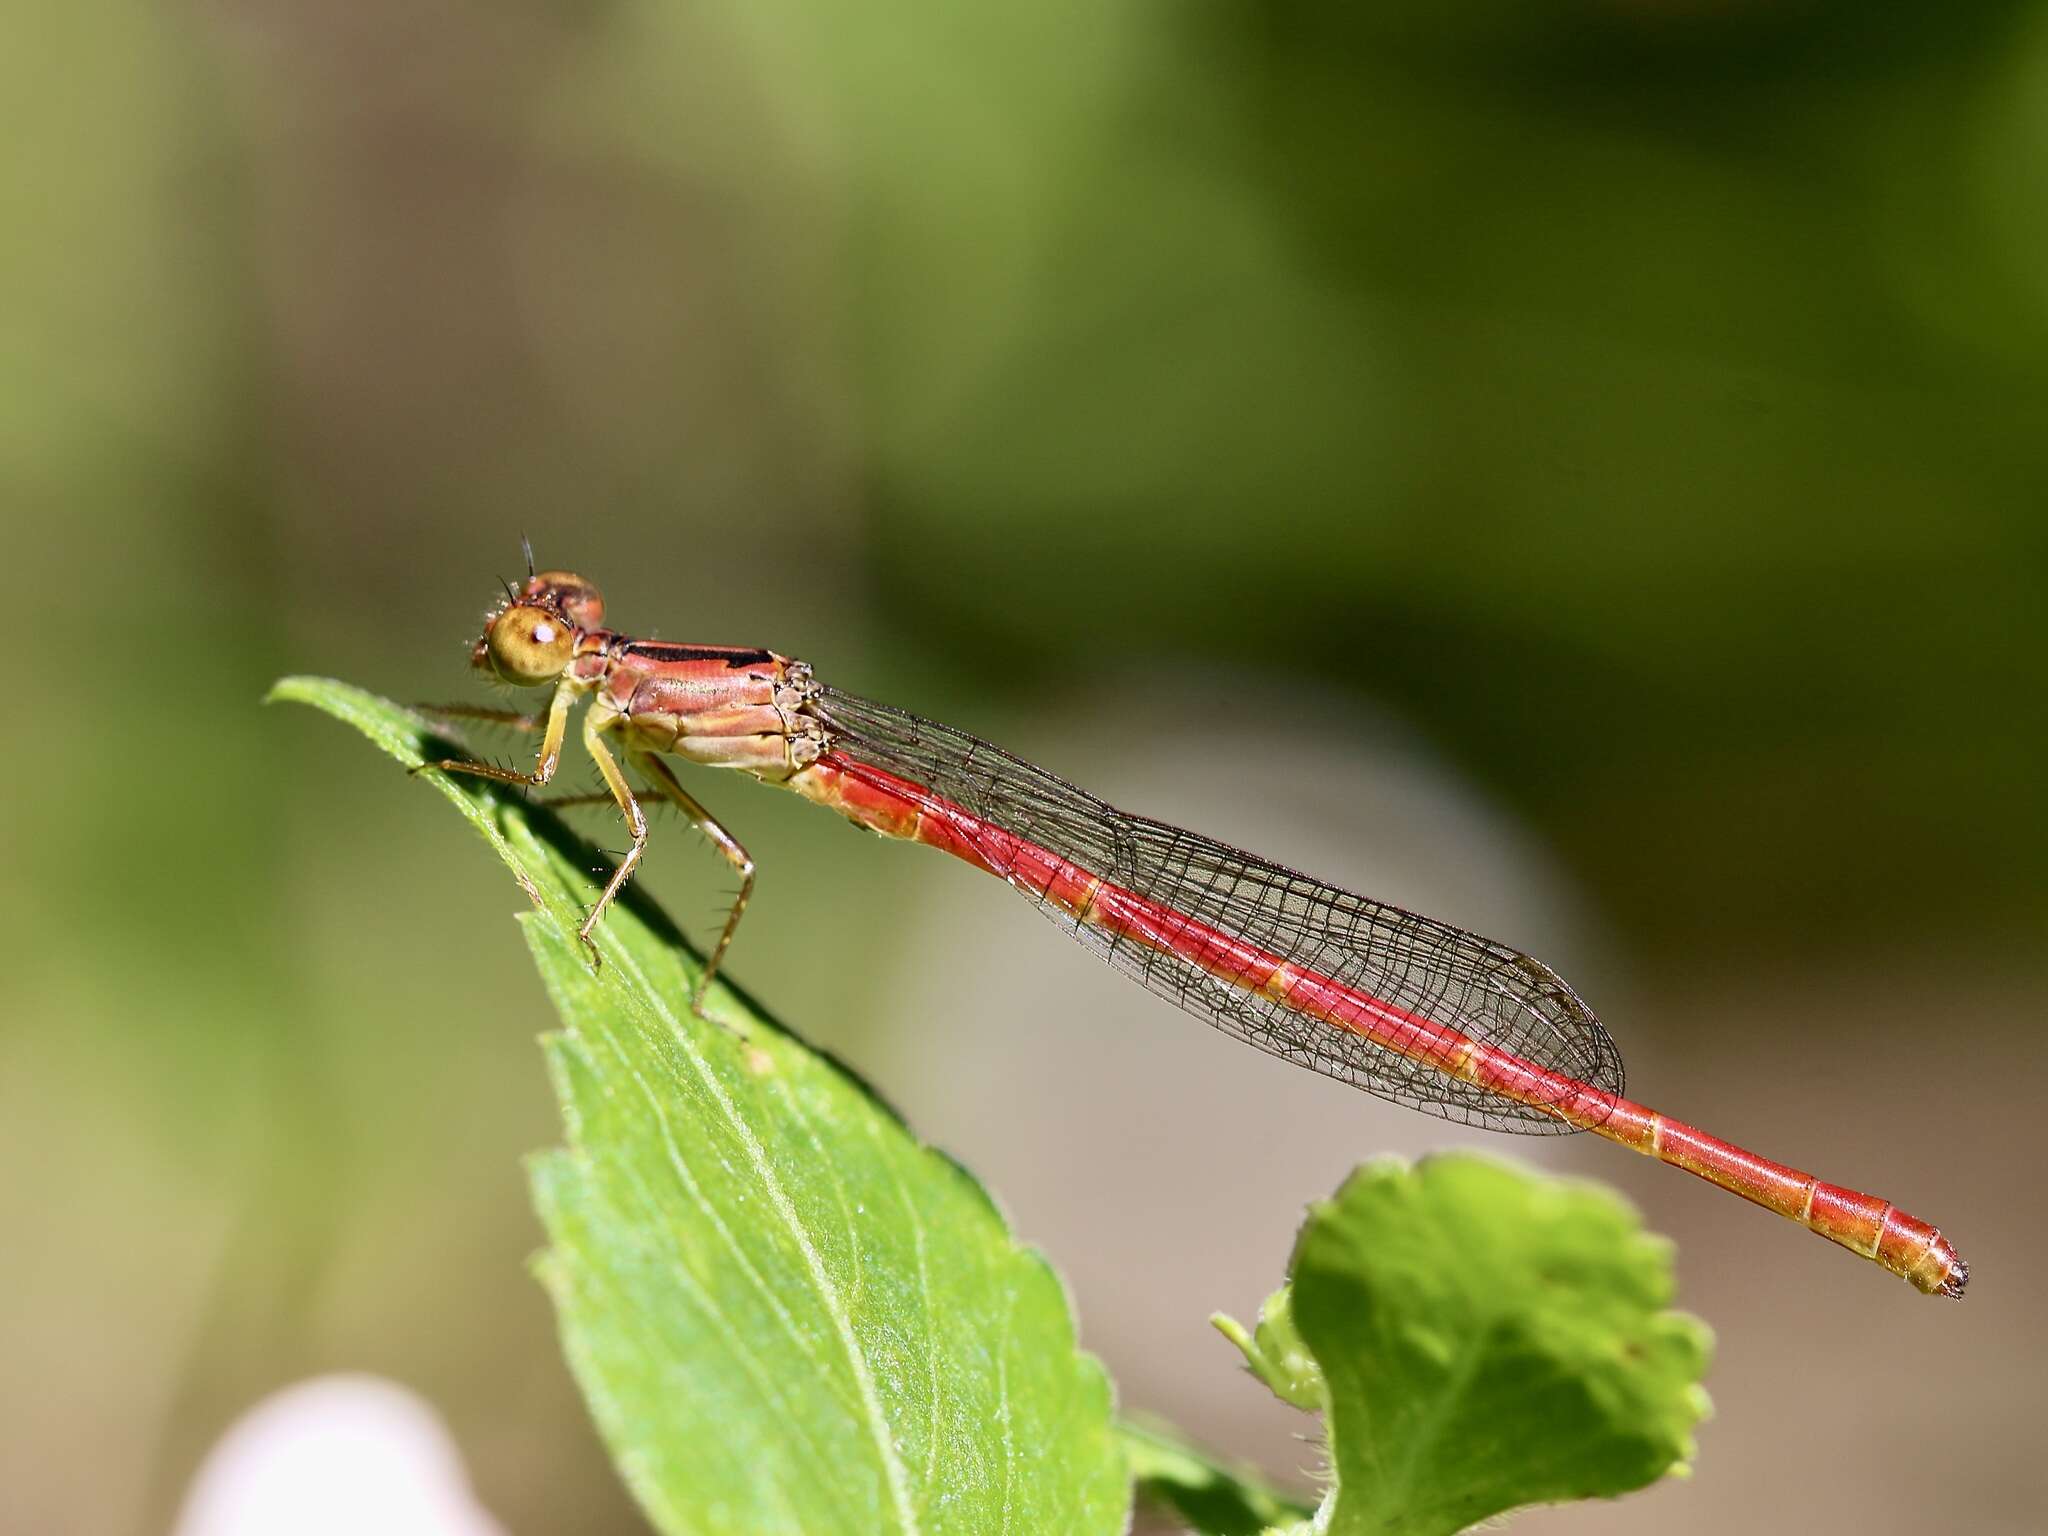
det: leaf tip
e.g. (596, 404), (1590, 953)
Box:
(1210, 1310), (1254, 1354)
(1212, 1289), (1323, 1412)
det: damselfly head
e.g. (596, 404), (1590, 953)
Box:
(469, 569), (604, 686)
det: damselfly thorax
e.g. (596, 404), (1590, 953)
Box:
(590, 640), (825, 781)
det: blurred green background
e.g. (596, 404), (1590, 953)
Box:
(5, 1), (2044, 1532)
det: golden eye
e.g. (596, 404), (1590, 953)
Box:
(487, 605), (575, 686)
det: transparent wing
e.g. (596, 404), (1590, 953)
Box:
(816, 687), (1622, 1133)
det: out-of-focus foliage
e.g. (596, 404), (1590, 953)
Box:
(721, 0), (2048, 953)
(1121, 1419), (1315, 1535)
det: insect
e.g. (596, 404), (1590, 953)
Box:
(423, 558), (1966, 1297)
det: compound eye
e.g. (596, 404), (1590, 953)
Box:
(487, 605), (575, 686)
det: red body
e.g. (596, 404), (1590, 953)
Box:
(473, 569), (1964, 1299)
(784, 754), (1962, 1296)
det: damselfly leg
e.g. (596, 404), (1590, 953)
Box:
(415, 699), (753, 1009)
(635, 750), (755, 1011)
(414, 684), (572, 788)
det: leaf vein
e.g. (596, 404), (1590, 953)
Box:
(607, 938), (922, 1535)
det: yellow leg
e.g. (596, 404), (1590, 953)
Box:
(416, 683), (573, 787)
(633, 752), (755, 1014)
(575, 707), (648, 971)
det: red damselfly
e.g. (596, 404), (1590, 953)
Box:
(424, 561), (1966, 1298)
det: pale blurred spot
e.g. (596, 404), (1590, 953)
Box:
(174, 1376), (507, 1536)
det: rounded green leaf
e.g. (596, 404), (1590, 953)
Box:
(1289, 1154), (1712, 1536)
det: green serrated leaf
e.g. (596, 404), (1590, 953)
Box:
(1212, 1285), (1323, 1412)
(1288, 1153), (1712, 1536)
(1120, 1417), (1315, 1536)
(270, 677), (1129, 1536)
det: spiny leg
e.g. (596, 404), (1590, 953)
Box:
(633, 751), (755, 1014)
(414, 684), (572, 787)
(576, 707), (648, 971)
